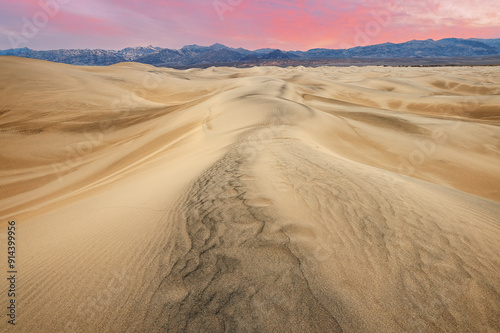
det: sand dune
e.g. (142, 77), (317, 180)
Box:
(1, 57), (500, 332)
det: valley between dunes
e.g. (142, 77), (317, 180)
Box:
(1, 57), (500, 332)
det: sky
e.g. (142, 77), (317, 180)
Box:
(0, 0), (499, 51)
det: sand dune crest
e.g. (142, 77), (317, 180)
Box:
(1, 57), (499, 332)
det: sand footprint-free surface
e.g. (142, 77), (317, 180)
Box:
(1, 57), (500, 332)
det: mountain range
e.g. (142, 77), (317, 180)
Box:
(1, 38), (500, 68)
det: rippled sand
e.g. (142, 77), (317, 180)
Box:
(1, 57), (499, 332)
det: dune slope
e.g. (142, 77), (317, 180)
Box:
(1, 57), (500, 332)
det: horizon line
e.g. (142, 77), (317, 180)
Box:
(3, 36), (500, 53)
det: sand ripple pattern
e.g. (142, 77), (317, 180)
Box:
(145, 113), (499, 332)
(1, 59), (500, 332)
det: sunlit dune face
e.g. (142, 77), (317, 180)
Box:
(1, 57), (500, 333)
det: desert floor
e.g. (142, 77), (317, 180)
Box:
(1, 57), (500, 332)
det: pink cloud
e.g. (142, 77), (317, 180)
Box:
(0, 0), (498, 50)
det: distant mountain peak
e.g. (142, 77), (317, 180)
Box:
(209, 43), (229, 50)
(261, 49), (294, 60)
(182, 44), (203, 48)
(1, 37), (499, 67)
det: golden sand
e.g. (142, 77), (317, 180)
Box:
(1, 57), (499, 332)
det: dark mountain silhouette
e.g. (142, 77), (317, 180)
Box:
(1, 38), (499, 67)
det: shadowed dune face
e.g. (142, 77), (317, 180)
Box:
(0, 57), (500, 332)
